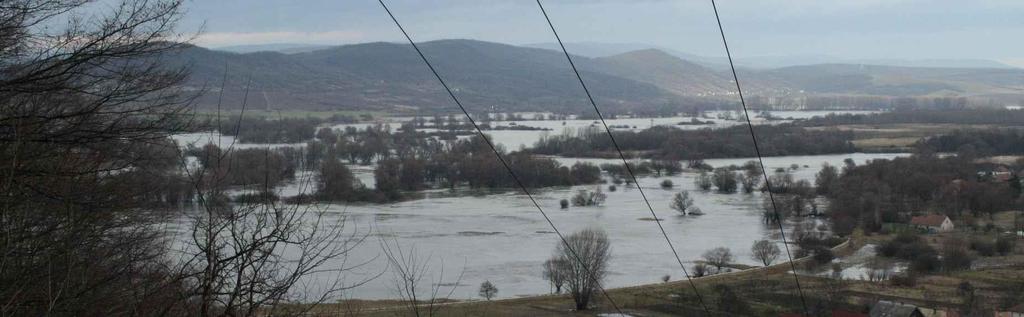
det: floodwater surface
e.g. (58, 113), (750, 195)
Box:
(168, 152), (907, 300)
(167, 111), (898, 300)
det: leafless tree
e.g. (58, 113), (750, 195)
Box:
(702, 247), (733, 273)
(571, 187), (606, 207)
(380, 238), (464, 317)
(695, 171), (713, 191)
(178, 154), (371, 316)
(169, 64), (376, 316)
(762, 194), (797, 224)
(740, 169), (761, 194)
(750, 240), (781, 266)
(542, 258), (569, 294)
(478, 281), (497, 300)
(1, 0), (199, 315)
(711, 168), (738, 193)
(669, 190), (695, 215)
(554, 228), (611, 310)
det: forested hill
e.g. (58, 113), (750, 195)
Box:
(173, 40), (697, 113)
(171, 39), (1024, 113)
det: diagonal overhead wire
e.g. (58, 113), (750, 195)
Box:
(534, 0), (711, 314)
(710, 0), (810, 315)
(376, 0), (625, 313)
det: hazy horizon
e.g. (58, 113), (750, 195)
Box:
(181, 1), (1024, 67)
(201, 39), (1019, 69)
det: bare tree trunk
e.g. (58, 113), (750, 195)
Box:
(380, 237), (465, 317)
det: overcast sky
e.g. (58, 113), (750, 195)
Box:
(181, 0), (1024, 66)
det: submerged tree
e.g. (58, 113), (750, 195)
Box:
(670, 191), (696, 215)
(661, 179), (674, 189)
(740, 169), (761, 194)
(317, 158), (360, 200)
(542, 258), (569, 294)
(712, 168), (739, 193)
(571, 187), (607, 207)
(695, 171), (713, 191)
(740, 161), (762, 192)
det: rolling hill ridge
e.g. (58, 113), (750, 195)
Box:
(171, 39), (1024, 113)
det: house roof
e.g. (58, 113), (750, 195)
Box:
(910, 214), (949, 227)
(870, 301), (921, 317)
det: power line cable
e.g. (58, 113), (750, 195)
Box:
(534, 1), (711, 314)
(377, 0), (624, 313)
(709, 1), (810, 315)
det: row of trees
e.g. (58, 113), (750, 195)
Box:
(600, 160), (684, 178)
(823, 154), (1020, 235)
(694, 240), (784, 277)
(188, 144), (299, 188)
(187, 124), (610, 203)
(916, 128), (1024, 157)
(803, 108), (1024, 127)
(313, 126), (604, 197)
(215, 115), (353, 143)
(368, 141), (604, 201)
(538, 234), (791, 312)
(694, 166), (763, 194)
(875, 233), (975, 274)
(531, 124), (856, 160)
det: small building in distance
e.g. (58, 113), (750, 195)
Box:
(977, 164), (1014, 182)
(910, 214), (954, 233)
(996, 303), (1024, 317)
(870, 301), (924, 317)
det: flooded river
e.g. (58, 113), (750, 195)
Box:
(167, 111), (900, 300)
(167, 151), (907, 300)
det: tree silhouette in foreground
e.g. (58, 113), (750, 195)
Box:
(551, 228), (611, 310)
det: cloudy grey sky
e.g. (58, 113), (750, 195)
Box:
(181, 0), (1024, 66)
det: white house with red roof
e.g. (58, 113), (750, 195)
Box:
(910, 214), (954, 233)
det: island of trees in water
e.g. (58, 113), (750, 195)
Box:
(174, 125), (608, 203)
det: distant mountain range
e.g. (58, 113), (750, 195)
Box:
(524, 42), (1017, 69)
(172, 39), (1024, 113)
(213, 43), (332, 54)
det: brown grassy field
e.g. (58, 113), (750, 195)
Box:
(808, 123), (1024, 153)
(298, 228), (1024, 316)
